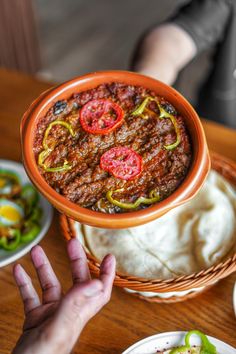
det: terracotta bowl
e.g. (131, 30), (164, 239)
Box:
(21, 71), (210, 228)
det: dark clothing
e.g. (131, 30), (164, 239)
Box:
(131, 0), (236, 128)
(172, 0), (236, 128)
(172, 0), (230, 53)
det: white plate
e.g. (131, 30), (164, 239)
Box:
(0, 159), (53, 267)
(122, 331), (236, 354)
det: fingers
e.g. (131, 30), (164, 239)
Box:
(67, 238), (91, 284)
(100, 254), (116, 298)
(13, 264), (40, 315)
(31, 245), (61, 304)
(57, 253), (115, 320)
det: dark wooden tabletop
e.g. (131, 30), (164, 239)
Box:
(0, 69), (235, 354)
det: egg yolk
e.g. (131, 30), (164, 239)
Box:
(0, 205), (22, 222)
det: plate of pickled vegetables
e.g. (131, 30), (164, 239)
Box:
(0, 159), (53, 267)
(123, 330), (235, 353)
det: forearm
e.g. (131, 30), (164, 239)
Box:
(134, 23), (197, 85)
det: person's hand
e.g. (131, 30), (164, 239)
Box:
(12, 238), (116, 354)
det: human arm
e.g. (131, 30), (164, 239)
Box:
(133, 23), (197, 85)
(132, 0), (231, 85)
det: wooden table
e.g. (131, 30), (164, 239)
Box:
(0, 68), (235, 353)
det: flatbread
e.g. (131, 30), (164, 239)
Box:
(79, 171), (236, 279)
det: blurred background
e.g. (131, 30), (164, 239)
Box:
(0, 0), (211, 105)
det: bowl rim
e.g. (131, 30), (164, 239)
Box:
(21, 70), (210, 228)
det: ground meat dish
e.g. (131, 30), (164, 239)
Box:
(34, 82), (192, 213)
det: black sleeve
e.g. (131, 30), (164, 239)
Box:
(172, 0), (232, 53)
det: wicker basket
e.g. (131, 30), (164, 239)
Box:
(60, 151), (236, 303)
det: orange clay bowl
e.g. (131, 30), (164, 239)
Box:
(21, 71), (210, 229)
(60, 152), (236, 303)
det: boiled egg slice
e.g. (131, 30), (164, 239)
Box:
(0, 199), (24, 226)
(0, 177), (13, 195)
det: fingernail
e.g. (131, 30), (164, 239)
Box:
(103, 254), (116, 270)
(83, 281), (102, 297)
(31, 246), (46, 268)
(104, 254), (114, 264)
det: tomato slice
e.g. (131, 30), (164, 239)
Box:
(100, 147), (142, 180)
(80, 99), (124, 134)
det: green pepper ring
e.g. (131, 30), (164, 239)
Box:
(0, 229), (21, 251)
(22, 184), (39, 208)
(38, 120), (75, 173)
(21, 221), (41, 243)
(132, 96), (181, 150)
(106, 188), (160, 210)
(0, 169), (20, 183)
(169, 330), (217, 354)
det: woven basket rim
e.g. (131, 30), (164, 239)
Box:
(60, 151), (236, 293)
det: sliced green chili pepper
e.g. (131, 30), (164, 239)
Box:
(169, 330), (217, 354)
(42, 162), (72, 173)
(106, 189), (160, 210)
(38, 120), (75, 173)
(131, 97), (156, 117)
(131, 96), (181, 150)
(185, 330), (216, 354)
(38, 149), (51, 167)
(21, 221), (40, 243)
(157, 102), (181, 150)
(0, 229), (21, 251)
(21, 184), (39, 213)
(30, 206), (42, 222)
(42, 120), (75, 150)
(0, 169), (20, 181)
